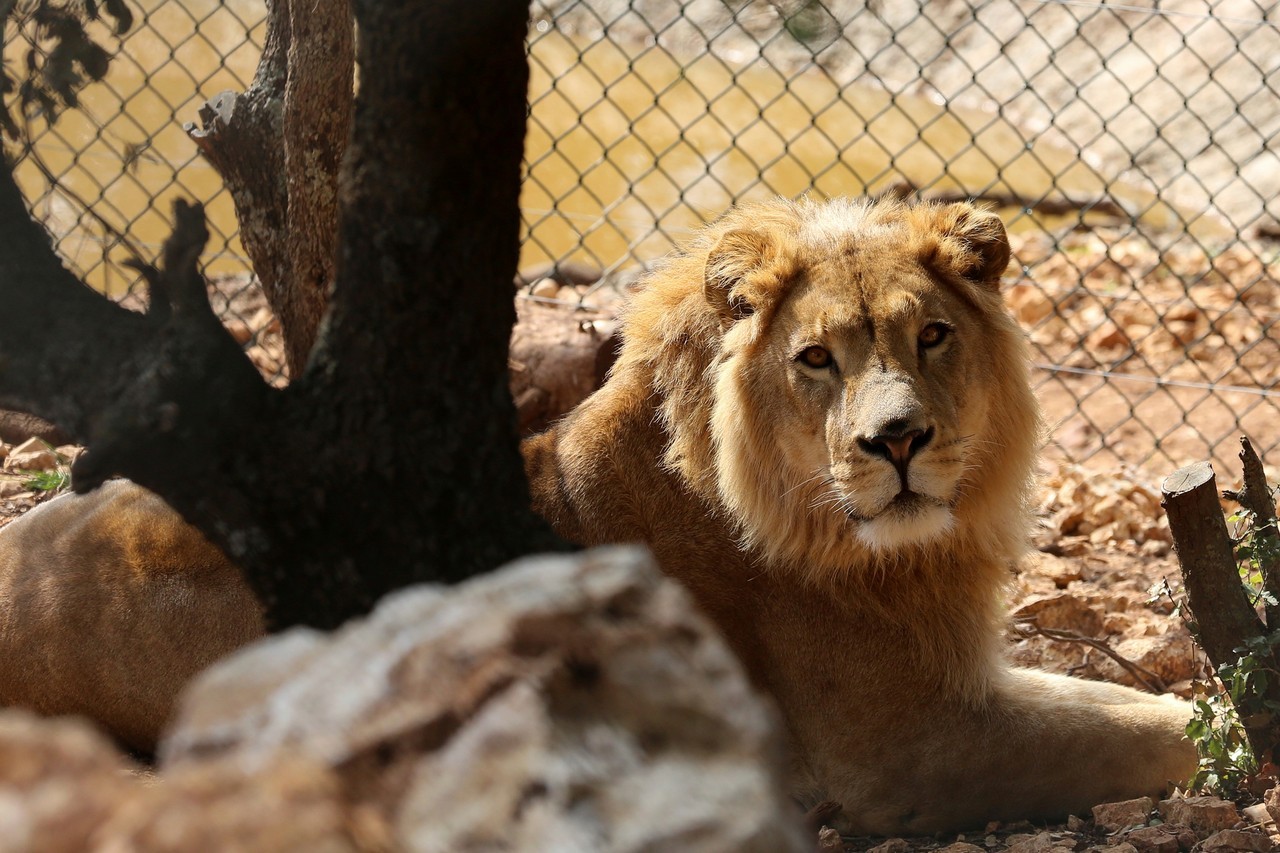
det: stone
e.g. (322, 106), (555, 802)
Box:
(95, 755), (370, 851)
(1199, 829), (1273, 852)
(0, 479), (22, 499)
(163, 546), (806, 852)
(4, 438), (57, 472)
(1099, 845), (1139, 853)
(1159, 795), (1239, 833)
(1093, 797), (1154, 833)
(1121, 826), (1179, 853)
(529, 277), (559, 299)
(1241, 803), (1272, 828)
(1265, 786), (1280, 828)
(0, 710), (137, 850)
(867, 840), (911, 853)
(938, 844), (986, 853)
(1005, 831), (1057, 853)
(816, 826), (845, 852)
(1013, 592), (1104, 636)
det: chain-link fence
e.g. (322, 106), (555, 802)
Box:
(7, 0), (1280, 475)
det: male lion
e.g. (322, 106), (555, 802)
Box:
(0, 197), (1192, 832)
(522, 197), (1196, 834)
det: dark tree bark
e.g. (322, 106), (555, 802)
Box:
(186, 0), (351, 375)
(0, 0), (564, 631)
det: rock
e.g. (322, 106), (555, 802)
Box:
(509, 297), (621, 436)
(938, 844), (986, 853)
(163, 546), (806, 852)
(1265, 786), (1280, 827)
(1004, 831), (1057, 853)
(1159, 795), (1239, 833)
(95, 755), (371, 851)
(1012, 592), (1104, 635)
(1121, 826), (1179, 853)
(1093, 797), (1154, 832)
(0, 479), (23, 499)
(1241, 802), (1273, 828)
(4, 438), (57, 472)
(1018, 551), (1085, 587)
(867, 840), (911, 853)
(815, 826), (845, 852)
(529, 277), (559, 298)
(1095, 630), (1197, 688)
(1099, 845), (1139, 853)
(0, 710), (137, 850)
(1199, 829), (1273, 852)
(0, 411), (68, 447)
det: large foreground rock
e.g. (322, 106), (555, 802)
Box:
(0, 547), (802, 850)
(161, 546), (805, 852)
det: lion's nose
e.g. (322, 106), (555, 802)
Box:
(857, 425), (934, 486)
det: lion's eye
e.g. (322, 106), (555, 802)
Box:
(918, 323), (950, 349)
(798, 345), (834, 369)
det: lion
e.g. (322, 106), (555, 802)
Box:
(0, 197), (1193, 832)
(522, 197), (1196, 834)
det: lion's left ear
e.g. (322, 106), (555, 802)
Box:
(704, 228), (777, 322)
(915, 203), (1011, 290)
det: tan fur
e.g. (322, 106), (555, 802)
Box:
(0, 480), (263, 752)
(523, 197), (1196, 834)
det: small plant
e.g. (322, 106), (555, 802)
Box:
(22, 468), (70, 493)
(1183, 503), (1280, 797)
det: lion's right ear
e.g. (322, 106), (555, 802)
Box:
(705, 229), (775, 322)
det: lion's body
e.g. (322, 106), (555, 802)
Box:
(524, 197), (1195, 833)
(0, 480), (263, 753)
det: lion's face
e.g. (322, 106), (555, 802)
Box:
(676, 199), (1040, 574)
(755, 249), (993, 550)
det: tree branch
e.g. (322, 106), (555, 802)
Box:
(1011, 618), (1168, 694)
(0, 164), (152, 440)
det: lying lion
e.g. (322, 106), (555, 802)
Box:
(0, 197), (1193, 831)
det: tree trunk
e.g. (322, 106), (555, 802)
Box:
(186, 0), (352, 375)
(0, 0), (563, 631)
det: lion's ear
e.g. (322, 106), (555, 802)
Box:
(705, 228), (775, 322)
(917, 203), (1011, 290)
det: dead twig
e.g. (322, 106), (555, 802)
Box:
(1011, 618), (1169, 694)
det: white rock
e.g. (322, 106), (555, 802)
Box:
(164, 547), (806, 852)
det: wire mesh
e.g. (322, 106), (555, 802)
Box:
(6, 0), (1279, 475)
